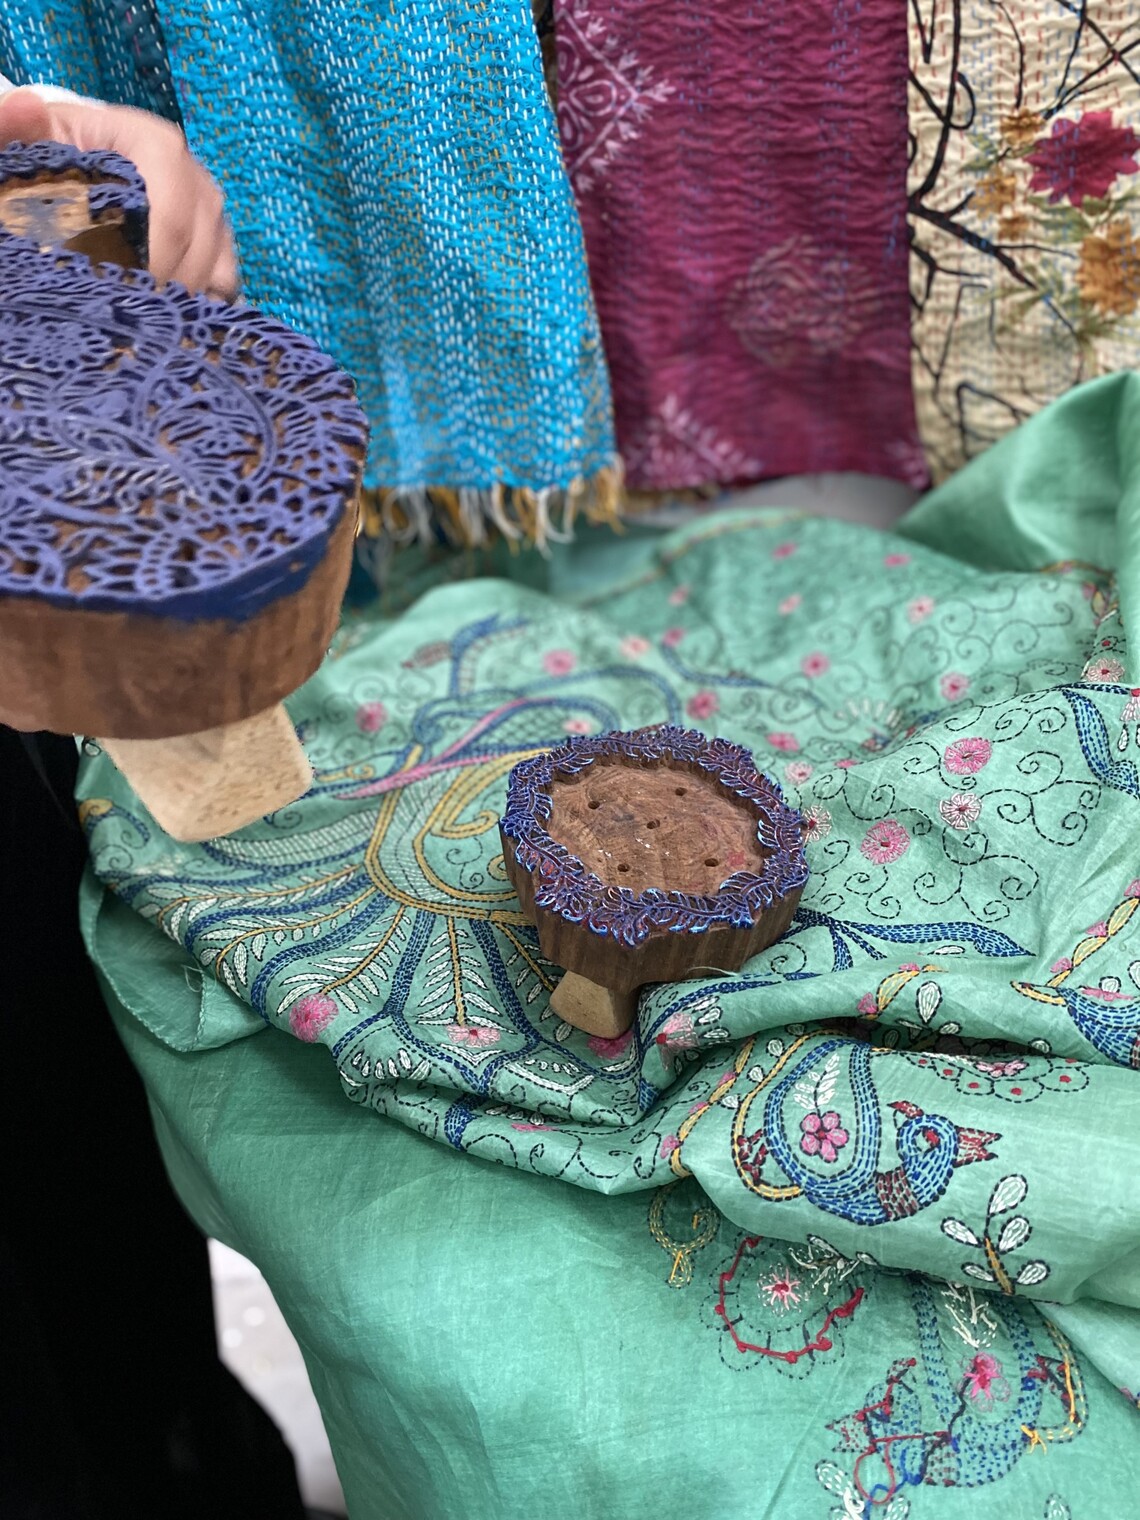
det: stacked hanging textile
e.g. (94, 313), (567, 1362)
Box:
(0, 1), (620, 579)
(551, 0), (925, 492)
(908, 0), (1140, 481)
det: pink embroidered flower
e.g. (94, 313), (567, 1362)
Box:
(944, 736), (992, 774)
(655, 1013), (698, 1049)
(975, 1058), (1027, 1078)
(662, 627), (685, 648)
(836, 758), (858, 769)
(799, 1110), (850, 1163)
(289, 994), (337, 1042)
(785, 760), (813, 785)
(907, 596), (936, 624)
(668, 584), (691, 606)
(543, 649), (577, 676)
(768, 731), (800, 753)
(355, 700), (387, 734)
(771, 542), (798, 560)
(760, 1268), (802, 1310)
(1027, 111), (1140, 207)
(1083, 654), (1125, 682)
(778, 592), (802, 615)
(564, 717), (593, 734)
(446, 1023), (499, 1047)
(961, 1352), (1011, 1404)
(801, 651), (830, 678)
(620, 635), (651, 658)
(802, 805), (832, 843)
(939, 793), (982, 831)
(1050, 957), (1074, 975)
(687, 690), (720, 721)
(588, 1029), (633, 1059)
(884, 552), (911, 567)
(512, 1122), (553, 1132)
(857, 992), (878, 1016)
(940, 672), (970, 701)
(660, 1134), (680, 1158)
(1084, 920), (1109, 939)
(861, 819), (911, 864)
(1127, 879), (1140, 899)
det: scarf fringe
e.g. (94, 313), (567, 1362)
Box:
(359, 464), (626, 560)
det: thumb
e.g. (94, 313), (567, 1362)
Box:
(0, 87), (54, 148)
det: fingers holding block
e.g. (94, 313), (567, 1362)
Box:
(101, 703), (311, 843)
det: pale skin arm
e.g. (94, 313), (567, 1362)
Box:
(0, 87), (240, 299)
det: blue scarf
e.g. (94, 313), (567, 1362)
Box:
(0, 2), (617, 555)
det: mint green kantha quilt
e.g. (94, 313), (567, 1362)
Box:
(81, 376), (1140, 1518)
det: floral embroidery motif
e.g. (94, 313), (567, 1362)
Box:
(289, 993), (338, 1042)
(554, 2), (675, 193)
(908, 4), (1140, 478)
(940, 671), (970, 700)
(1026, 111), (1140, 207)
(939, 792), (982, 830)
(355, 700), (387, 734)
(802, 805), (832, 843)
(686, 690), (719, 720)
(1083, 653), (1126, 682)
(800, 1110), (850, 1163)
(542, 649), (577, 676)
(801, 652), (830, 678)
(961, 1351), (1011, 1404)
(860, 819), (911, 864)
(943, 737), (992, 775)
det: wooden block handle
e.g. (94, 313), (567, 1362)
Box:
(101, 704), (311, 843)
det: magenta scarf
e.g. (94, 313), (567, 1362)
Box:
(554, 0), (924, 491)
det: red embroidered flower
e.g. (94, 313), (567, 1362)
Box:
(588, 1028), (633, 1059)
(940, 672), (970, 701)
(961, 1352), (1011, 1404)
(686, 690), (719, 720)
(801, 651), (830, 678)
(767, 731), (800, 753)
(944, 736), (993, 774)
(799, 1110), (850, 1163)
(860, 819), (910, 864)
(1027, 111), (1140, 207)
(446, 1022), (499, 1047)
(355, 700), (387, 734)
(543, 649), (577, 676)
(289, 994), (337, 1042)
(771, 542), (798, 560)
(662, 627), (685, 648)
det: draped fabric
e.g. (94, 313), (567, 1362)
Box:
(552, 0), (924, 493)
(79, 375), (1140, 1514)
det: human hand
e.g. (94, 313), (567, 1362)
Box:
(0, 88), (240, 299)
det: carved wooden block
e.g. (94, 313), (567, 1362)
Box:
(501, 726), (809, 1037)
(0, 142), (368, 840)
(0, 140), (148, 268)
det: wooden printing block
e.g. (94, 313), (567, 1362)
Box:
(0, 142), (369, 841)
(500, 726), (809, 1038)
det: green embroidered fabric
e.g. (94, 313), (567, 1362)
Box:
(81, 375), (1140, 1517)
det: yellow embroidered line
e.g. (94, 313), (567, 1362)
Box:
(983, 1235), (1015, 1295)
(448, 917), (466, 1025)
(647, 1182), (719, 1288)
(320, 905), (406, 996)
(214, 882), (377, 979)
(1020, 1425), (1047, 1453)
(498, 923), (557, 993)
(669, 1036), (757, 1177)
